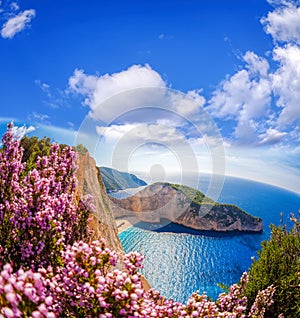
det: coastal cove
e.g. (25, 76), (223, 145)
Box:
(112, 176), (300, 302)
(111, 182), (263, 233)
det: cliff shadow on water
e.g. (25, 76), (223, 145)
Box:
(131, 218), (264, 238)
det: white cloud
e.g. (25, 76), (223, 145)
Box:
(234, 119), (259, 144)
(69, 65), (166, 121)
(207, 44), (300, 145)
(266, 0), (297, 5)
(271, 44), (300, 126)
(172, 90), (206, 116)
(209, 52), (271, 121)
(35, 80), (50, 92)
(261, 2), (300, 44)
(243, 51), (270, 77)
(259, 127), (288, 144)
(207, 2), (300, 147)
(208, 52), (272, 144)
(35, 80), (52, 100)
(68, 64), (206, 122)
(28, 112), (51, 125)
(1, 9), (35, 39)
(68, 69), (98, 97)
(69, 64), (165, 104)
(96, 121), (185, 146)
(11, 125), (35, 139)
(10, 2), (19, 11)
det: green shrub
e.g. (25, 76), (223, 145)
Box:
(245, 214), (300, 317)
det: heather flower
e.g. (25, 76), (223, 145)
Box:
(0, 263), (55, 317)
(0, 123), (91, 271)
(248, 285), (275, 318)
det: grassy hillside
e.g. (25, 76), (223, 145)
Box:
(169, 183), (216, 204)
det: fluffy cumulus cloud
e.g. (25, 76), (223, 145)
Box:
(68, 69), (98, 97)
(172, 90), (206, 116)
(260, 1), (300, 138)
(208, 67), (271, 119)
(208, 0), (300, 146)
(262, 1), (300, 44)
(271, 44), (300, 126)
(259, 127), (288, 144)
(96, 121), (186, 146)
(69, 64), (165, 108)
(1, 9), (35, 39)
(68, 64), (206, 122)
(208, 51), (271, 143)
(243, 51), (270, 77)
(11, 124), (35, 138)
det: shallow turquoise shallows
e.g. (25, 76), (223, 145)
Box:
(116, 176), (300, 303)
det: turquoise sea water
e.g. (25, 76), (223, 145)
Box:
(115, 176), (300, 303)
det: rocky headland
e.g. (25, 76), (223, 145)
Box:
(110, 182), (263, 233)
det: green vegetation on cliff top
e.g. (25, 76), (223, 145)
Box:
(167, 182), (261, 222)
(170, 183), (215, 204)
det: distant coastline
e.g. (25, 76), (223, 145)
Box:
(100, 167), (147, 192)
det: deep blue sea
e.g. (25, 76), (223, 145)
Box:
(113, 176), (300, 303)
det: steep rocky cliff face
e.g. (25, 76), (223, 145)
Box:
(75, 152), (152, 290)
(174, 203), (263, 232)
(111, 182), (191, 222)
(111, 182), (263, 233)
(76, 152), (124, 256)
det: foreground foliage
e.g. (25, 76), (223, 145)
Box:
(0, 124), (276, 317)
(245, 215), (300, 317)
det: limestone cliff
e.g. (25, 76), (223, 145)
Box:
(174, 202), (263, 232)
(75, 152), (152, 290)
(111, 182), (263, 233)
(75, 152), (124, 256)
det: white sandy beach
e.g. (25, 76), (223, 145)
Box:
(115, 215), (140, 233)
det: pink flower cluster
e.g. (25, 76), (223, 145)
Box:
(0, 123), (275, 317)
(0, 123), (90, 271)
(248, 285), (275, 317)
(0, 239), (275, 318)
(0, 263), (55, 317)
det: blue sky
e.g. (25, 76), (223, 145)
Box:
(1, 0), (300, 194)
